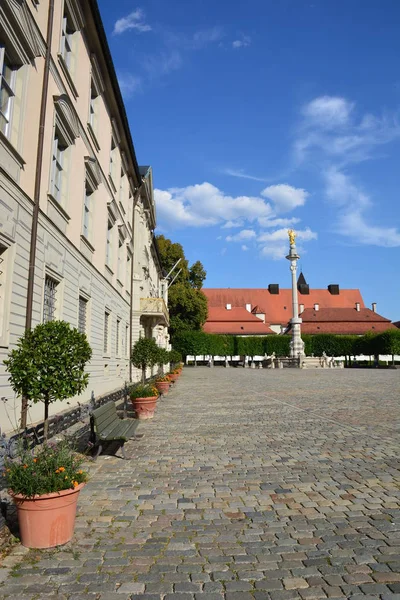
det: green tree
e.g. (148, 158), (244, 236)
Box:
(168, 282), (208, 337)
(131, 337), (161, 383)
(156, 235), (208, 338)
(189, 261), (207, 289)
(156, 235), (189, 283)
(4, 321), (92, 439)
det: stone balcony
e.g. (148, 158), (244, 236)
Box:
(140, 297), (169, 327)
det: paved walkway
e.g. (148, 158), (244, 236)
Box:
(0, 368), (399, 600)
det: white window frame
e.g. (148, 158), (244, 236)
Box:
(50, 132), (67, 203)
(0, 240), (14, 348)
(116, 317), (120, 357)
(83, 182), (93, 241)
(43, 273), (60, 323)
(78, 294), (88, 335)
(60, 14), (73, 69)
(103, 309), (110, 356)
(0, 47), (16, 139)
(106, 219), (113, 269)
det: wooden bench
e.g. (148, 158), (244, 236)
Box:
(90, 402), (142, 460)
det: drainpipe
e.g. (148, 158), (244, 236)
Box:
(129, 183), (143, 382)
(21, 0), (55, 428)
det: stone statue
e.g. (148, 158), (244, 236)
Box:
(288, 229), (296, 246)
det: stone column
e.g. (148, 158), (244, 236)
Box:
(286, 231), (305, 360)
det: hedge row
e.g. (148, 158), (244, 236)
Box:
(172, 329), (400, 358)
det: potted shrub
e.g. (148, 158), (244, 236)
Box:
(4, 320), (92, 440)
(130, 384), (159, 419)
(131, 338), (162, 384)
(169, 349), (182, 371)
(167, 368), (180, 383)
(154, 375), (171, 396)
(3, 439), (88, 548)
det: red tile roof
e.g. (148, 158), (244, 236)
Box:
(205, 306), (275, 335)
(301, 322), (396, 335)
(203, 288), (365, 326)
(300, 307), (391, 323)
(207, 306), (265, 322)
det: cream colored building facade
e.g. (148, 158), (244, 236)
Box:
(0, 0), (169, 431)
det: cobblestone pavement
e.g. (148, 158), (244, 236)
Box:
(1, 368), (399, 600)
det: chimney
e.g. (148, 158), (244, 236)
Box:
(314, 303), (319, 311)
(268, 283), (279, 294)
(328, 284), (340, 295)
(299, 303), (304, 314)
(226, 304), (231, 310)
(372, 302), (376, 313)
(355, 302), (360, 312)
(245, 303), (251, 312)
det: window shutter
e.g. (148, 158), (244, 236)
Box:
(68, 32), (79, 79)
(60, 145), (71, 209)
(10, 68), (23, 148)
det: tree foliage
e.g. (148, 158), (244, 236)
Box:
(157, 235), (208, 337)
(131, 337), (162, 383)
(172, 329), (399, 362)
(4, 321), (92, 438)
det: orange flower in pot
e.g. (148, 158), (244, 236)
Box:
(154, 375), (171, 396)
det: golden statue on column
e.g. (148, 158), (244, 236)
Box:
(288, 229), (296, 246)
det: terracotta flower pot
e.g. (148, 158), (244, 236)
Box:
(11, 482), (85, 549)
(168, 373), (179, 383)
(155, 381), (170, 395)
(131, 395), (158, 419)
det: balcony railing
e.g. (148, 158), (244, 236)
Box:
(140, 297), (169, 326)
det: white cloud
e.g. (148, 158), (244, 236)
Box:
(232, 35), (251, 49)
(302, 96), (354, 129)
(324, 167), (400, 247)
(226, 229), (257, 242)
(261, 184), (309, 213)
(155, 182), (274, 228)
(221, 220), (244, 229)
(257, 227), (317, 260)
(192, 27), (223, 48)
(117, 74), (142, 98)
(143, 50), (183, 79)
(220, 167), (268, 182)
(241, 245), (249, 251)
(257, 216), (301, 228)
(113, 8), (151, 35)
(295, 95), (400, 165)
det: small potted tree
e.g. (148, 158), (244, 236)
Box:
(130, 383), (159, 419)
(154, 348), (171, 396)
(3, 320), (92, 548)
(131, 337), (161, 384)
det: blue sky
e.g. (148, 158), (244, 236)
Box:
(99, 0), (400, 320)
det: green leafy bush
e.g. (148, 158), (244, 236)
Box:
(131, 337), (161, 383)
(4, 321), (92, 439)
(130, 383), (159, 399)
(3, 439), (88, 498)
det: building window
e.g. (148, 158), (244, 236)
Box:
(43, 275), (58, 323)
(88, 78), (100, 140)
(109, 135), (118, 184)
(126, 251), (131, 290)
(83, 183), (93, 240)
(50, 129), (69, 205)
(106, 219), (113, 268)
(116, 318), (120, 356)
(103, 310), (110, 355)
(0, 48), (16, 139)
(78, 295), (87, 334)
(0, 245), (7, 337)
(117, 236), (123, 282)
(60, 8), (74, 70)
